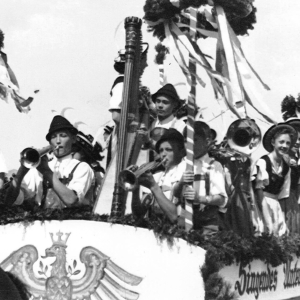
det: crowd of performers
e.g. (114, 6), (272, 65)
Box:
(0, 45), (299, 240)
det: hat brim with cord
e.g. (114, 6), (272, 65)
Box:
(46, 115), (78, 141)
(262, 123), (297, 152)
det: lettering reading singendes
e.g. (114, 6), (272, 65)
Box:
(235, 263), (277, 299)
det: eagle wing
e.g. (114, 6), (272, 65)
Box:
(1, 245), (46, 299)
(72, 246), (142, 300)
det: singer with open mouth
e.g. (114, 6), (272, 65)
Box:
(4, 115), (94, 210)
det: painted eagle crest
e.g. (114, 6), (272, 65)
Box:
(1, 232), (143, 300)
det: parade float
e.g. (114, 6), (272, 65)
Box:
(0, 1), (300, 300)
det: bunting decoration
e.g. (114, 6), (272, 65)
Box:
(143, 0), (276, 123)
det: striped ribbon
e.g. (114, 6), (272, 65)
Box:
(184, 7), (198, 232)
(158, 65), (164, 86)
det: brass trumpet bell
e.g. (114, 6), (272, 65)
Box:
(20, 145), (55, 169)
(226, 119), (261, 155)
(119, 158), (164, 191)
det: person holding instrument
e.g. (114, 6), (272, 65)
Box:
(178, 121), (228, 235)
(132, 128), (186, 222)
(4, 116), (94, 209)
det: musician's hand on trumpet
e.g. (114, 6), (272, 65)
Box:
(138, 171), (156, 190)
(36, 155), (52, 175)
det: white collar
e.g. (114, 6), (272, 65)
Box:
(156, 114), (175, 126)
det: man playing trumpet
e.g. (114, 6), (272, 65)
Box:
(4, 116), (94, 209)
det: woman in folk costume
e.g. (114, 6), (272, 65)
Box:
(132, 129), (186, 222)
(253, 123), (297, 236)
(283, 118), (300, 233)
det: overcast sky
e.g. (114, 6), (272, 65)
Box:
(0, 0), (299, 170)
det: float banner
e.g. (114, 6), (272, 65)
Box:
(0, 220), (205, 300)
(220, 256), (300, 300)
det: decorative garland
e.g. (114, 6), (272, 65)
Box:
(143, 0), (257, 40)
(1, 206), (300, 299)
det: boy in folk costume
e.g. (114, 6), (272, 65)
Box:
(5, 116), (94, 209)
(142, 84), (186, 151)
(253, 123), (297, 236)
(177, 121), (228, 234)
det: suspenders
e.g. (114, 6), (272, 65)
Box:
(40, 162), (82, 208)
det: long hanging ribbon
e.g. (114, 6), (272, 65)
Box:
(215, 5), (246, 118)
(169, 21), (242, 118)
(182, 6), (275, 123)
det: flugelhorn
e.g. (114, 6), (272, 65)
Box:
(119, 157), (164, 191)
(21, 145), (59, 169)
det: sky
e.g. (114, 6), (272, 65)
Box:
(0, 0), (299, 170)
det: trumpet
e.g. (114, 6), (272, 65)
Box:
(119, 158), (165, 191)
(21, 145), (59, 169)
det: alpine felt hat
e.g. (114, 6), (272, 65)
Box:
(152, 84), (180, 104)
(46, 115), (78, 141)
(155, 128), (185, 154)
(262, 123), (297, 152)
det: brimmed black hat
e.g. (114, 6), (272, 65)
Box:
(285, 117), (300, 131)
(152, 84), (180, 104)
(76, 131), (104, 161)
(155, 128), (185, 153)
(263, 123), (297, 152)
(46, 115), (78, 141)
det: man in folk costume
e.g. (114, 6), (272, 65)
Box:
(5, 116), (94, 209)
(142, 84), (186, 151)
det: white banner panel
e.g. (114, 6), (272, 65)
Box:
(220, 257), (300, 300)
(0, 220), (205, 300)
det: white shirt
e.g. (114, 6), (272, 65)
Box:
(109, 81), (123, 112)
(150, 114), (186, 134)
(15, 154), (94, 208)
(192, 154), (228, 211)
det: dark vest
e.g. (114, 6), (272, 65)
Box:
(261, 155), (289, 195)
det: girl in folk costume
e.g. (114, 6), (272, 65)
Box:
(132, 129), (186, 222)
(253, 123), (297, 236)
(283, 118), (300, 233)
